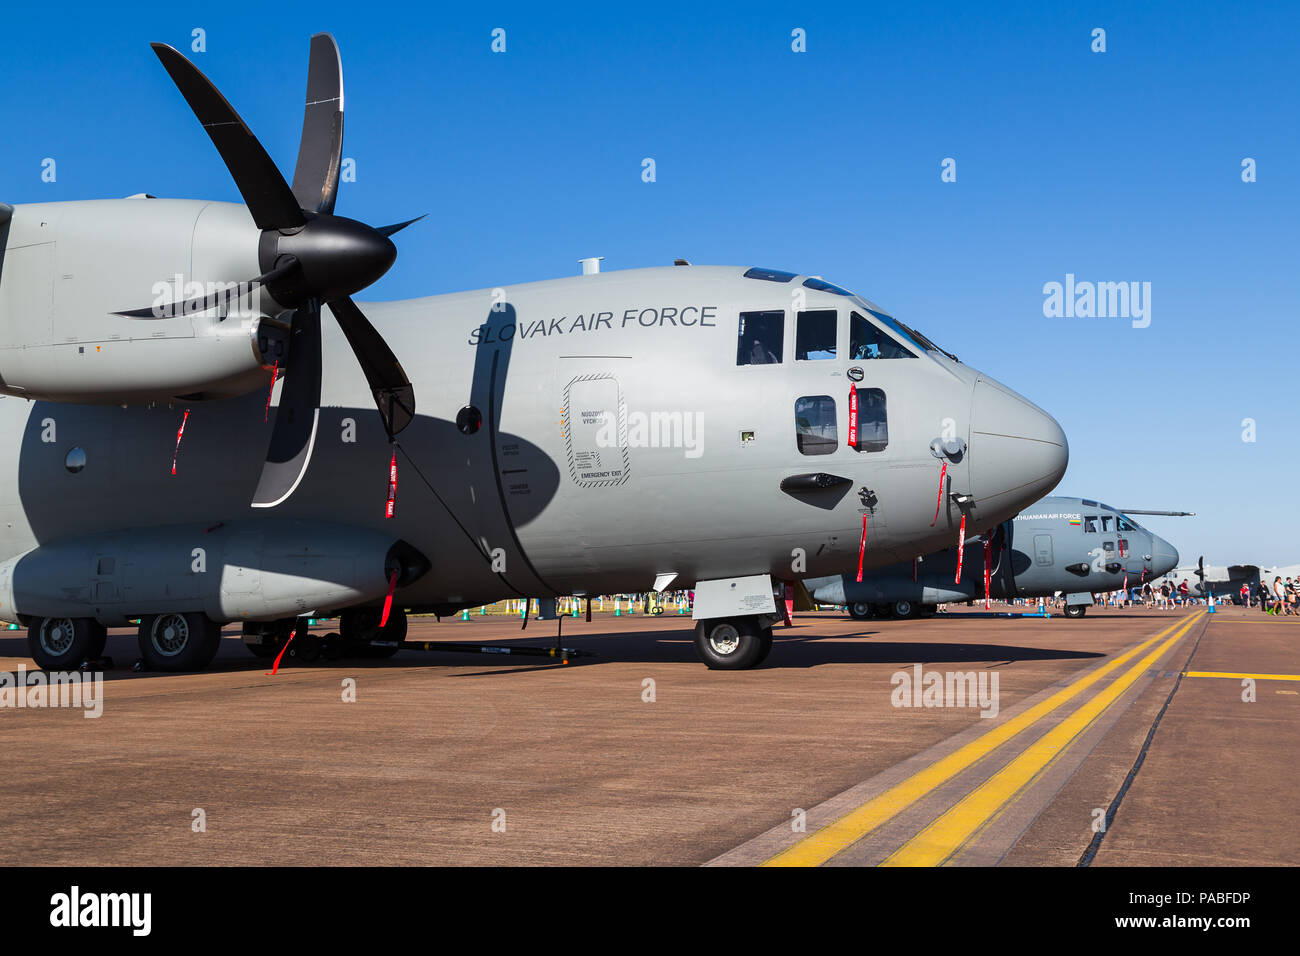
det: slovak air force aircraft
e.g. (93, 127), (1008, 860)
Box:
(806, 497), (1182, 619)
(0, 36), (1068, 672)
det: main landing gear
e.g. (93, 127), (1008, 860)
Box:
(25, 612), (222, 672)
(693, 616), (775, 670)
(26, 616), (107, 670)
(1063, 604), (1087, 618)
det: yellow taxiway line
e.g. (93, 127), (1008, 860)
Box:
(763, 612), (1202, 867)
(882, 611), (1204, 866)
(1184, 671), (1300, 682)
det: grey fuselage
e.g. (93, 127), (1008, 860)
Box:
(806, 496), (1180, 608)
(0, 198), (1069, 625)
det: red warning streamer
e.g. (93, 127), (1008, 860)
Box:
(263, 360), (279, 423)
(983, 537), (992, 609)
(929, 461), (948, 527)
(954, 512), (967, 584)
(384, 451), (398, 518)
(855, 512), (868, 582)
(847, 384), (859, 450)
(170, 409), (190, 476)
(267, 623), (298, 676)
(379, 568), (399, 628)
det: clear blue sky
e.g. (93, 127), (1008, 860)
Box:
(2, 1), (1296, 563)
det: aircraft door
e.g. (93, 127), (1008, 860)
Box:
(1033, 534), (1054, 567)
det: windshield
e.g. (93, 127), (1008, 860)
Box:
(862, 309), (926, 354)
(1117, 513), (1145, 533)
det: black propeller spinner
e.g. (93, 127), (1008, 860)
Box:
(120, 34), (417, 506)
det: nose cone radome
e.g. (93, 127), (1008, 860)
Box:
(1151, 536), (1180, 577)
(968, 376), (1069, 520)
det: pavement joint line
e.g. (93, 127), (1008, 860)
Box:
(882, 611), (1205, 867)
(759, 613), (1197, 867)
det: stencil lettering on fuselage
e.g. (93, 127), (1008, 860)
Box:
(562, 373), (629, 488)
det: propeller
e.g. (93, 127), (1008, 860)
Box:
(122, 34), (417, 505)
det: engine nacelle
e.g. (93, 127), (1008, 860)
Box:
(0, 198), (289, 404)
(0, 519), (430, 626)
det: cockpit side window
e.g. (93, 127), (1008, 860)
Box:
(1083, 516), (1099, 532)
(795, 395), (837, 456)
(737, 310), (784, 365)
(1118, 516), (1140, 532)
(850, 311), (916, 360)
(796, 310), (837, 360)
(1100, 516), (1113, 532)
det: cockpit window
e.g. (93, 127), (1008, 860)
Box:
(795, 395), (837, 455)
(743, 267), (797, 283)
(865, 310), (927, 354)
(1118, 515), (1141, 532)
(737, 310), (784, 365)
(803, 277), (853, 296)
(796, 310), (837, 360)
(850, 311), (916, 360)
(1100, 515), (1114, 532)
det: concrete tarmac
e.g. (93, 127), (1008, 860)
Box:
(0, 604), (1291, 866)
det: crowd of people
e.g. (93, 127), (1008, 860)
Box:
(1236, 577), (1299, 615)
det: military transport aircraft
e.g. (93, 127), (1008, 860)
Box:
(806, 496), (1181, 619)
(0, 35), (1067, 672)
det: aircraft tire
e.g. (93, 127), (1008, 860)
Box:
(138, 612), (221, 671)
(1063, 604), (1087, 618)
(343, 606), (406, 658)
(290, 633), (322, 663)
(693, 617), (764, 670)
(322, 632), (344, 660)
(848, 601), (874, 621)
(754, 627), (774, 666)
(27, 616), (106, 670)
(891, 600), (920, 619)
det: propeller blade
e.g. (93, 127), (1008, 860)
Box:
(113, 256), (300, 319)
(151, 43), (305, 231)
(251, 305), (323, 508)
(327, 296), (415, 436)
(374, 215), (426, 238)
(290, 33), (345, 216)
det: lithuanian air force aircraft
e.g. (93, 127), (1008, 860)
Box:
(0, 36), (1067, 672)
(806, 497), (1181, 619)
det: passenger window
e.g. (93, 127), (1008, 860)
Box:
(796, 310), (837, 360)
(850, 311), (915, 360)
(1083, 516), (1098, 533)
(795, 395), (837, 455)
(855, 387), (888, 452)
(737, 310), (784, 365)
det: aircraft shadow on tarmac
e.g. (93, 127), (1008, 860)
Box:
(0, 624), (1104, 680)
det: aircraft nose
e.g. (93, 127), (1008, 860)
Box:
(967, 377), (1069, 519)
(1151, 536), (1180, 576)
